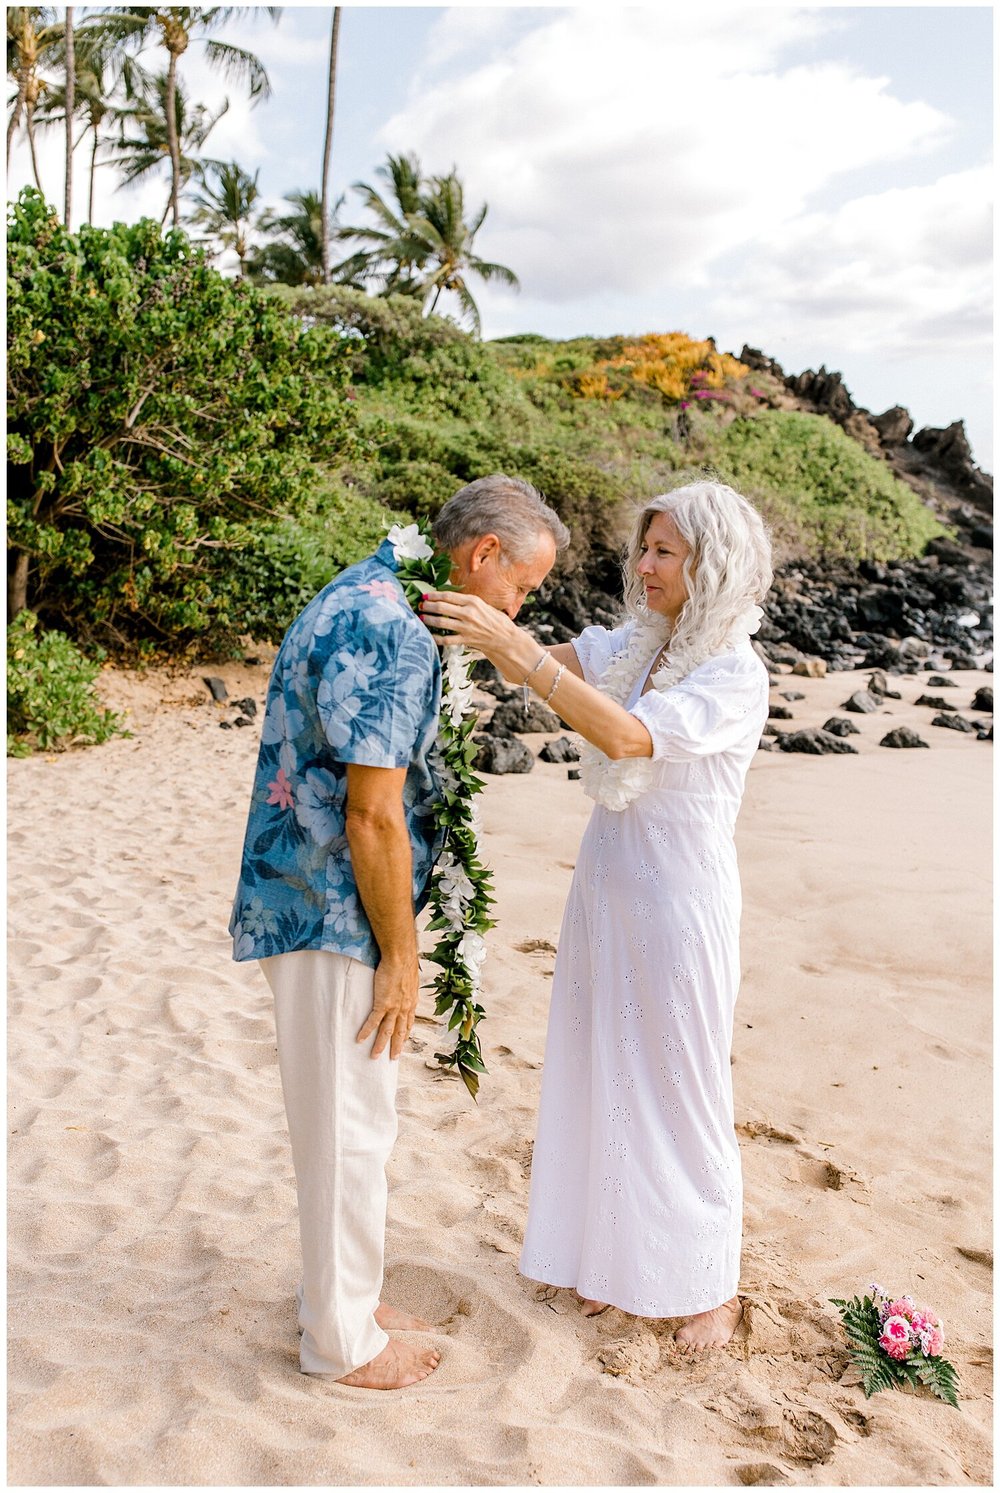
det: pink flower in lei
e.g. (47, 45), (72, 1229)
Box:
(879, 1315), (913, 1360)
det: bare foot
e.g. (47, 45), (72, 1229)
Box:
(375, 1302), (434, 1332)
(336, 1338), (441, 1389)
(674, 1295), (743, 1354)
(575, 1291), (611, 1317)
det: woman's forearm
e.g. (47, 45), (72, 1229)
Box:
(522, 651), (652, 760)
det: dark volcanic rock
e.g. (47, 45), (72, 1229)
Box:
(931, 713), (977, 733)
(912, 421), (993, 508)
(202, 676), (228, 702)
(490, 698), (562, 734)
(233, 716), (254, 728)
(866, 670), (901, 699)
(926, 674), (957, 687)
(471, 659), (517, 700)
(915, 695), (955, 711)
(842, 690), (881, 714)
(880, 727), (929, 749)
(234, 696), (257, 719)
(780, 691), (805, 701)
(972, 686), (993, 713)
(822, 716), (861, 737)
(778, 728), (858, 755)
(977, 726), (993, 742)
(872, 406), (914, 445)
(768, 704), (794, 720)
(539, 735), (581, 764)
(473, 733), (534, 774)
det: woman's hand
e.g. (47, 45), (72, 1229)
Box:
(419, 591), (534, 676)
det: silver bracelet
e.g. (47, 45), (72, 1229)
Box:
(521, 651), (548, 707)
(541, 662), (566, 705)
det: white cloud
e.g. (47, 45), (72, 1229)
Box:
(380, 7), (953, 301)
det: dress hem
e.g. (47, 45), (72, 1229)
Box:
(518, 1262), (740, 1320)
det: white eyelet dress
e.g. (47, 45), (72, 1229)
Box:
(518, 625), (770, 1316)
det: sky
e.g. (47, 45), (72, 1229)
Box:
(7, 3), (994, 467)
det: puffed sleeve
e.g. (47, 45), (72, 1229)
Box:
(629, 648), (769, 761)
(571, 621), (635, 687)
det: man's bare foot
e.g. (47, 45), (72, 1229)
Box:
(674, 1295), (743, 1353)
(374, 1302), (434, 1332)
(575, 1291), (611, 1317)
(336, 1338), (440, 1389)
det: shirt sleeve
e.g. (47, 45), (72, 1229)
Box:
(316, 610), (439, 769)
(571, 621), (634, 687)
(629, 650), (769, 762)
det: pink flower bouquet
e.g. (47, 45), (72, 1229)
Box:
(831, 1285), (959, 1405)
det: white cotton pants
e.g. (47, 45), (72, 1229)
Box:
(260, 949), (399, 1378)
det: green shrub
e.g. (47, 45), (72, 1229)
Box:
(7, 189), (358, 647)
(7, 610), (125, 755)
(705, 410), (946, 560)
(374, 459), (460, 518)
(267, 284), (468, 382)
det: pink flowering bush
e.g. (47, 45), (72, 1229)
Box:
(831, 1284), (958, 1405)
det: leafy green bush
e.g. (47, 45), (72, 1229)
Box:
(374, 459), (460, 518)
(7, 610), (125, 755)
(7, 189), (358, 647)
(705, 410), (946, 560)
(267, 284), (468, 382)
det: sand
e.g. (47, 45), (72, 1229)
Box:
(7, 657), (993, 1487)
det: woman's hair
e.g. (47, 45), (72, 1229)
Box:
(432, 473), (570, 562)
(621, 479), (773, 655)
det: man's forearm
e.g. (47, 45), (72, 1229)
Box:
(346, 807), (418, 965)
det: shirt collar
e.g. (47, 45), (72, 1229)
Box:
(375, 538), (400, 572)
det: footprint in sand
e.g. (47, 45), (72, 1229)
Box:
(514, 938), (558, 956)
(956, 1245), (992, 1269)
(736, 1120), (800, 1146)
(736, 1464), (791, 1486)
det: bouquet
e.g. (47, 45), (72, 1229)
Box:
(831, 1284), (959, 1406)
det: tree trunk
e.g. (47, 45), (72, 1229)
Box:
(88, 126), (98, 224)
(165, 50), (181, 228)
(9, 550), (30, 621)
(320, 6), (341, 284)
(64, 7), (75, 227)
(7, 73), (27, 167)
(26, 105), (44, 193)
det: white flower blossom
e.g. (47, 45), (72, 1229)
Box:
(388, 522), (434, 562)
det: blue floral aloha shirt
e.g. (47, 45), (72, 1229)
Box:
(230, 539), (443, 969)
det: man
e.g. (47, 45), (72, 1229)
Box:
(231, 474), (568, 1390)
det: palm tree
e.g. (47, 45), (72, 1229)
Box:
(7, 6), (66, 182)
(63, 6), (73, 224)
(87, 6), (278, 227)
(248, 188), (342, 286)
(107, 69), (229, 225)
(319, 6), (341, 284)
(333, 151), (425, 294)
(186, 158), (259, 275)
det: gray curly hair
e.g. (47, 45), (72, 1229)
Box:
(432, 473), (570, 562)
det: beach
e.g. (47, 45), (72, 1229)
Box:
(7, 658), (993, 1487)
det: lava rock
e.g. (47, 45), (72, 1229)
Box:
(768, 704), (795, 720)
(872, 405), (914, 445)
(842, 690), (881, 714)
(932, 712), (977, 733)
(202, 676), (228, 702)
(489, 698), (562, 734)
(971, 524), (993, 550)
(926, 674), (956, 687)
(778, 728), (858, 755)
(915, 696), (955, 711)
(880, 727), (929, 749)
(972, 686), (993, 713)
(977, 726), (993, 742)
(218, 720), (233, 730)
(234, 696), (257, 719)
(780, 691), (805, 701)
(567, 767), (581, 780)
(946, 650), (979, 670)
(791, 657), (827, 678)
(867, 670), (901, 699)
(757, 738), (776, 751)
(539, 735), (581, 764)
(473, 733), (535, 774)
(233, 716), (254, 728)
(822, 716), (861, 737)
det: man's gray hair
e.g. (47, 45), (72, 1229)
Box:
(432, 474), (570, 562)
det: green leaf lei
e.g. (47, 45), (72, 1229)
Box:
(830, 1288), (960, 1407)
(388, 523), (496, 1099)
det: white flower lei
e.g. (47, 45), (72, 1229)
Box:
(388, 522), (494, 1099)
(580, 605), (764, 811)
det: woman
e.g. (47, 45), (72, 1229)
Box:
(420, 480), (772, 1353)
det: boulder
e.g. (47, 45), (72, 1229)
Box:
(473, 733), (535, 774)
(490, 698), (562, 734)
(977, 726), (993, 742)
(778, 728), (858, 755)
(926, 674), (956, 687)
(972, 686), (993, 713)
(915, 696), (955, 711)
(234, 696), (258, 719)
(842, 690), (881, 714)
(780, 691), (805, 701)
(867, 670), (901, 699)
(912, 420), (993, 507)
(768, 704), (794, 720)
(791, 657), (827, 678)
(931, 713), (977, 734)
(880, 727), (929, 749)
(202, 676), (228, 702)
(539, 735), (581, 764)
(872, 405), (914, 445)
(822, 716), (861, 737)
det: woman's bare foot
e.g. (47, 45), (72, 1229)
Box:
(336, 1339), (440, 1389)
(575, 1291), (611, 1317)
(375, 1302), (434, 1332)
(674, 1295), (743, 1353)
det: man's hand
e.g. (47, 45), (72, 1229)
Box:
(357, 954), (420, 1060)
